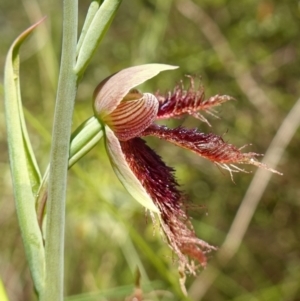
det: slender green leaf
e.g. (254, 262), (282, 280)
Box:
(69, 116), (103, 167)
(36, 117), (104, 226)
(20, 104), (42, 195)
(3, 18), (46, 294)
(75, 0), (122, 76)
(8, 21), (43, 194)
(76, 0), (102, 56)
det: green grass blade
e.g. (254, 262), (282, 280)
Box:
(3, 18), (46, 295)
(75, 0), (122, 76)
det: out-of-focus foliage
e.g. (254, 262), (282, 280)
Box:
(0, 0), (299, 300)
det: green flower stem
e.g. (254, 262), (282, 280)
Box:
(37, 117), (103, 227)
(41, 0), (78, 299)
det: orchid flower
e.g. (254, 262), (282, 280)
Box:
(93, 64), (279, 274)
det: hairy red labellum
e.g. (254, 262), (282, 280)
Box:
(142, 124), (257, 162)
(156, 77), (233, 126)
(93, 65), (281, 279)
(120, 138), (215, 273)
(141, 124), (282, 180)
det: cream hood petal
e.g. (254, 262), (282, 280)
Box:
(93, 64), (178, 118)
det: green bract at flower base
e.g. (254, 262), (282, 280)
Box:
(93, 64), (281, 275)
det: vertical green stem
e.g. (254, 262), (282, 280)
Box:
(41, 0), (78, 299)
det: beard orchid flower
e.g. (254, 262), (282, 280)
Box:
(93, 64), (279, 275)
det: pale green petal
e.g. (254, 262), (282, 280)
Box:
(93, 64), (178, 117)
(104, 125), (160, 213)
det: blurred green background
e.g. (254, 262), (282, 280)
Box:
(1, 0), (300, 300)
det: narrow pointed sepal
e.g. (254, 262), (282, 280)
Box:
(119, 136), (216, 273)
(104, 93), (159, 141)
(104, 125), (159, 213)
(93, 64), (178, 118)
(142, 125), (282, 177)
(156, 77), (233, 126)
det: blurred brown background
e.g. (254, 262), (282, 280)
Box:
(1, 0), (299, 300)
